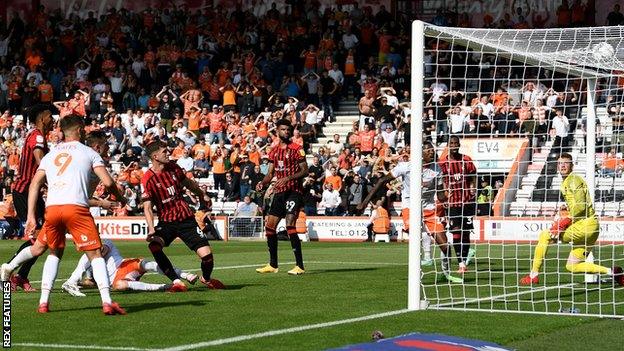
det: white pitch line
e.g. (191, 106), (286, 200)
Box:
(157, 309), (411, 351)
(11, 343), (152, 351)
(432, 283), (577, 308)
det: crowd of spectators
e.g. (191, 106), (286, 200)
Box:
(0, 2), (415, 224)
(1, 1), (622, 234)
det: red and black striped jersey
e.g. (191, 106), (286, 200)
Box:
(13, 129), (48, 193)
(269, 142), (306, 194)
(439, 154), (477, 207)
(141, 161), (194, 223)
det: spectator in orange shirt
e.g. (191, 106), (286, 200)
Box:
(38, 78), (54, 103)
(68, 89), (90, 117)
(358, 124), (376, 155)
(128, 162), (144, 187)
(53, 100), (73, 118)
(170, 140), (187, 161)
(601, 149), (624, 177)
(192, 139), (211, 160)
(324, 166), (343, 191)
(187, 106), (201, 137)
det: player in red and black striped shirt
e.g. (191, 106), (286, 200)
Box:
(439, 135), (477, 274)
(3, 105), (54, 291)
(142, 141), (224, 291)
(255, 119), (309, 275)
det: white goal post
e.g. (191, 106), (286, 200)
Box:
(409, 20), (624, 317)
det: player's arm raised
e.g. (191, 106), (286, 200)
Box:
(25, 169), (46, 237)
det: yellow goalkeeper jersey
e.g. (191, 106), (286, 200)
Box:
(560, 173), (595, 222)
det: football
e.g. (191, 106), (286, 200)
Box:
(593, 42), (615, 61)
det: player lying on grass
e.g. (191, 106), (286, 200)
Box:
(61, 239), (198, 296)
(358, 143), (463, 283)
(520, 153), (624, 286)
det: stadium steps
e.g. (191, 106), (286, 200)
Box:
(508, 201), (624, 217)
(309, 100), (361, 155)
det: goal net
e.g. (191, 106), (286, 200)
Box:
(409, 21), (624, 317)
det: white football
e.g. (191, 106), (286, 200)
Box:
(593, 42), (615, 61)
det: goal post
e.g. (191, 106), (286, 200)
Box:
(410, 20), (624, 317)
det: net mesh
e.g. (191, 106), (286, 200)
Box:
(417, 23), (624, 317)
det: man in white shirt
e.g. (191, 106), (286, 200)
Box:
(320, 183), (341, 216)
(176, 149), (195, 172)
(231, 195), (261, 237)
(446, 106), (468, 134)
(476, 96), (495, 119)
(381, 126), (398, 149)
(551, 108), (570, 153)
(342, 29), (359, 50)
(327, 134), (344, 156)
(328, 64), (344, 87)
(380, 87), (399, 108)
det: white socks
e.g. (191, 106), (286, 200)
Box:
(126, 281), (166, 291)
(40, 255), (60, 305)
(422, 233), (432, 261)
(7, 246), (35, 271)
(140, 260), (158, 272)
(141, 260), (182, 277)
(91, 257), (112, 304)
(67, 254), (91, 285)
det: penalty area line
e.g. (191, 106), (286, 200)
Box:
(157, 309), (411, 351)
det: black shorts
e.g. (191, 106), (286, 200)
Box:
(447, 203), (476, 232)
(12, 189), (45, 229)
(153, 217), (210, 252)
(268, 191), (303, 218)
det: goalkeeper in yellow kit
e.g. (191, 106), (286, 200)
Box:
(520, 153), (624, 286)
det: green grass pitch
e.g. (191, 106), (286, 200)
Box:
(1, 240), (622, 350)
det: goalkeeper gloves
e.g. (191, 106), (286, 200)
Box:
(549, 215), (572, 240)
